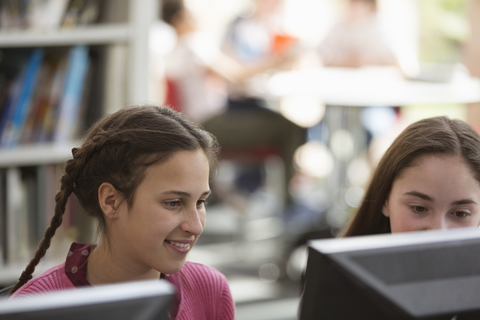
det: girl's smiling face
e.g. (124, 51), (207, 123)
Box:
(383, 154), (480, 233)
(111, 149), (211, 275)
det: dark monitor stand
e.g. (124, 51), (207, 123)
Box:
(0, 279), (174, 320)
(299, 227), (480, 320)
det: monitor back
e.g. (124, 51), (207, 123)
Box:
(299, 228), (480, 320)
(0, 279), (175, 320)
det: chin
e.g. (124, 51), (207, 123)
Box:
(159, 261), (187, 275)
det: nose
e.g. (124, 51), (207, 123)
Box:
(180, 208), (204, 236)
(426, 215), (448, 231)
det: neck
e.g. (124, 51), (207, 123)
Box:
(86, 240), (161, 285)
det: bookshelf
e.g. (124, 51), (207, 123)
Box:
(0, 0), (162, 286)
(0, 142), (76, 167)
(0, 24), (131, 48)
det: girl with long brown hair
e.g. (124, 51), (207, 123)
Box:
(8, 105), (235, 319)
(342, 116), (480, 237)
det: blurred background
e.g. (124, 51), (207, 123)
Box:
(0, 0), (479, 319)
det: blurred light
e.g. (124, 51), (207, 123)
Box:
(279, 94), (325, 128)
(149, 21), (177, 56)
(258, 263), (280, 283)
(330, 129), (355, 160)
(347, 157), (371, 186)
(228, 277), (278, 303)
(345, 186), (365, 208)
(326, 207), (348, 229)
(283, 0), (337, 45)
(360, 106), (397, 137)
(244, 217), (284, 242)
(216, 160), (237, 184)
(293, 141), (334, 178)
(286, 245), (308, 281)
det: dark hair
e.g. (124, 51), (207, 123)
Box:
(10, 105), (220, 294)
(161, 0), (185, 26)
(341, 116), (480, 237)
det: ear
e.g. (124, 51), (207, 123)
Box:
(382, 199), (390, 218)
(98, 182), (123, 220)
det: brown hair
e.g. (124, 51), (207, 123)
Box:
(341, 116), (480, 237)
(161, 0), (185, 26)
(9, 105), (220, 294)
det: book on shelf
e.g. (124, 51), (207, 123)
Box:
(34, 165), (48, 241)
(0, 0), (101, 32)
(37, 54), (69, 144)
(0, 73), (11, 122)
(25, 0), (71, 31)
(0, 0), (27, 30)
(0, 76), (23, 146)
(23, 167), (41, 250)
(61, 0), (102, 29)
(0, 163), (90, 267)
(19, 59), (55, 144)
(5, 167), (30, 265)
(0, 45), (93, 146)
(1, 48), (45, 148)
(0, 170), (5, 267)
(53, 45), (90, 144)
(0, 49), (31, 146)
(3, 166), (45, 265)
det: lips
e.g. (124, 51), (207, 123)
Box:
(165, 239), (192, 254)
(166, 240), (190, 249)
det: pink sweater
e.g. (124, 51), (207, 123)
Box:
(11, 261), (236, 320)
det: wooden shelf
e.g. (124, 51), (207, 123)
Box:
(0, 142), (79, 168)
(0, 24), (131, 48)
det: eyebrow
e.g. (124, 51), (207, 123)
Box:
(161, 190), (211, 197)
(404, 191), (477, 206)
(451, 199), (478, 206)
(404, 191), (433, 202)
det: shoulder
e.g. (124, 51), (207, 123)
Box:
(10, 262), (74, 299)
(180, 261), (229, 285)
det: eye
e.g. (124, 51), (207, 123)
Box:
(196, 199), (207, 208)
(165, 201), (181, 209)
(451, 211), (470, 219)
(411, 206), (428, 214)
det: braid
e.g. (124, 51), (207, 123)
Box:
(9, 149), (81, 295)
(8, 130), (126, 295)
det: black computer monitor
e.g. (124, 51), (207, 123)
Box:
(299, 227), (480, 320)
(0, 279), (174, 320)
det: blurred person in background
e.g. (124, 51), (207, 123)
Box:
(207, 0), (307, 207)
(162, 0), (307, 208)
(317, 0), (398, 68)
(315, 0), (401, 191)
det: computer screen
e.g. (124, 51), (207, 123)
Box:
(299, 227), (480, 320)
(0, 279), (175, 320)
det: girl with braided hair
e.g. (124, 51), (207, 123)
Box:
(8, 105), (235, 319)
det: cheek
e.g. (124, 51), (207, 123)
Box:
(390, 215), (417, 233)
(200, 212), (207, 229)
(471, 214), (480, 227)
(388, 205), (419, 233)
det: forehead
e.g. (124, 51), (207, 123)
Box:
(141, 150), (210, 187)
(393, 154), (480, 194)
